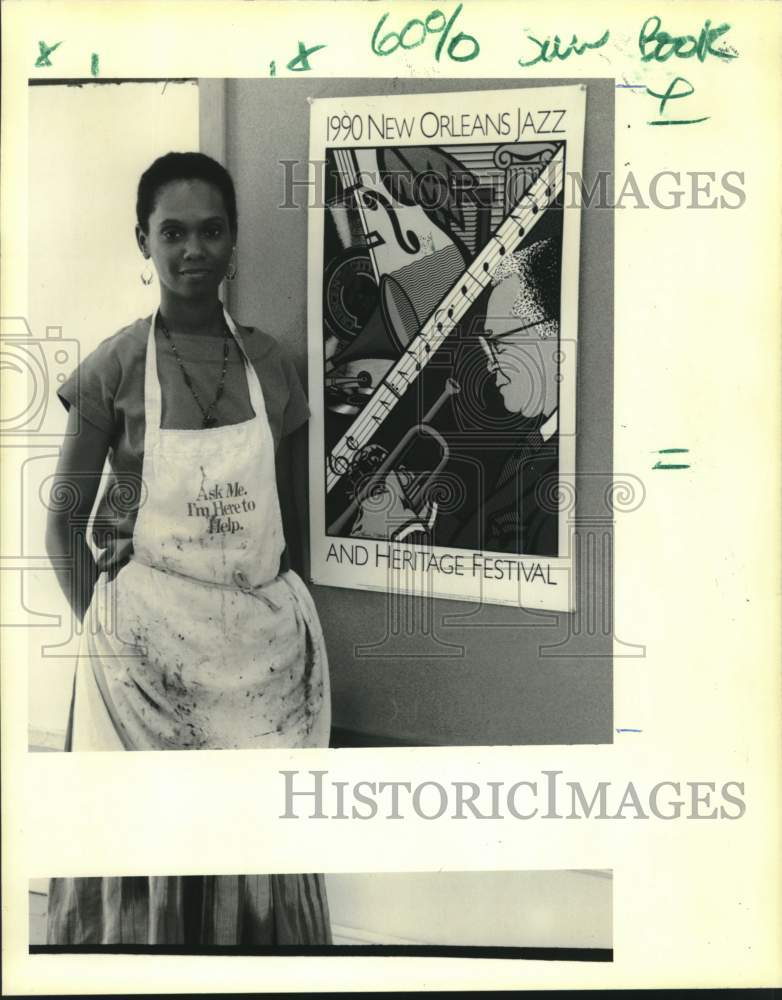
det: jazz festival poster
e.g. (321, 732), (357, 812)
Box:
(307, 86), (585, 610)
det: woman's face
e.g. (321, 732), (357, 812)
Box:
(137, 179), (234, 301)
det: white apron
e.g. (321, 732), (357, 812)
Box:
(69, 309), (330, 750)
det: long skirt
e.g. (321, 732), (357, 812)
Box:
(46, 873), (331, 946)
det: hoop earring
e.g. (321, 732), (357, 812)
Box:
(226, 250), (238, 282)
(140, 263), (154, 286)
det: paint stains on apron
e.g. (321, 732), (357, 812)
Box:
(69, 309), (330, 750)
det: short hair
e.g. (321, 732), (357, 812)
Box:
(136, 152), (238, 237)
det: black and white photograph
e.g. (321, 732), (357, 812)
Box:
(2, 1), (780, 996)
(29, 870), (612, 960)
(23, 77), (613, 753)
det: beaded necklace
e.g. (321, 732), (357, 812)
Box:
(158, 316), (230, 429)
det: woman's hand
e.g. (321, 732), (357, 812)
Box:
(45, 407), (112, 621)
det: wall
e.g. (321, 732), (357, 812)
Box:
(219, 78), (614, 746)
(325, 869), (612, 948)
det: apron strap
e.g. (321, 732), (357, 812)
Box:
(143, 309), (164, 447)
(222, 310), (267, 419)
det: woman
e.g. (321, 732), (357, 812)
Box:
(45, 151), (331, 944)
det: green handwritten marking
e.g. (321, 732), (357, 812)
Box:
(639, 16), (738, 63)
(518, 28), (610, 68)
(435, 4), (472, 61)
(286, 41), (326, 72)
(90, 53), (99, 77)
(653, 461), (690, 469)
(371, 5), (479, 62)
(648, 118), (709, 126)
(269, 60), (276, 77)
(35, 40), (62, 68)
(646, 76), (709, 126)
(657, 448), (688, 454)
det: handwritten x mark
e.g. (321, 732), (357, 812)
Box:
(287, 41), (326, 73)
(35, 40), (63, 67)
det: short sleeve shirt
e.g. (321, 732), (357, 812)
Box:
(57, 315), (310, 573)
